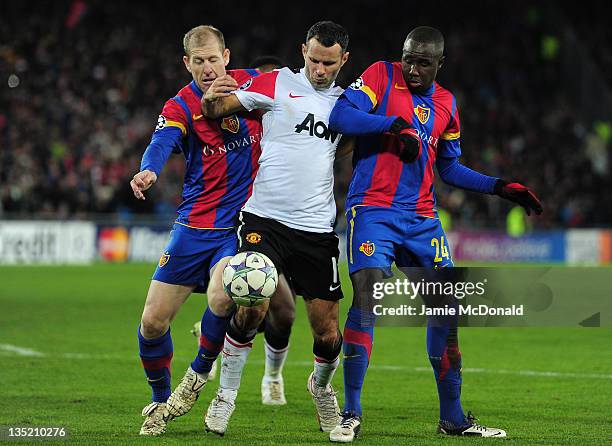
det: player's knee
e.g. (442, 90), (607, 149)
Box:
(207, 282), (235, 316)
(234, 305), (267, 332)
(350, 268), (384, 311)
(140, 314), (169, 339)
(312, 325), (341, 348)
(313, 329), (342, 360)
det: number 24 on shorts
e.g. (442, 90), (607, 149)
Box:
(431, 236), (450, 263)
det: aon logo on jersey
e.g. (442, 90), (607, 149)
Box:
(294, 113), (339, 143)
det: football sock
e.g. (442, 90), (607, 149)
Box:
(219, 316), (256, 391)
(342, 307), (375, 416)
(427, 322), (465, 427)
(313, 333), (342, 388)
(263, 335), (289, 381)
(138, 326), (173, 403)
(191, 307), (231, 375)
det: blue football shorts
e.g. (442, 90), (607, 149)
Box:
(152, 223), (237, 293)
(346, 206), (453, 277)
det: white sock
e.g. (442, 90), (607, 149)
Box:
(218, 387), (238, 401)
(263, 340), (289, 381)
(313, 355), (339, 388)
(219, 334), (253, 391)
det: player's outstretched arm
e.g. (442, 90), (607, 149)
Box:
(131, 119), (183, 200)
(494, 179), (543, 216)
(436, 157), (543, 216)
(130, 170), (158, 201)
(436, 156), (498, 194)
(201, 75), (247, 119)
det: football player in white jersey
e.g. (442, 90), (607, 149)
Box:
(189, 55), (297, 408)
(199, 21), (352, 436)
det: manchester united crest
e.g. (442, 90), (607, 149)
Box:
(220, 115), (240, 134)
(359, 241), (375, 257)
(159, 252), (170, 267)
(414, 105), (430, 124)
(246, 232), (262, 244)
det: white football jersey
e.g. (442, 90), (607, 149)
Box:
(233, 67), (343, 233)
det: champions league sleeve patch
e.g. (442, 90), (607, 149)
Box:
(349, 77), (364, 90)
(155, 115), (167, 131)
(239, 78), (253, 91)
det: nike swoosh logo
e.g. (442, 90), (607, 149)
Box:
(329, 283), (341, 291)
(192, 114), (203, 120)
(394, 83), (408, 90)
(147, 377), (165, 383)
(343, 354), (361, 359)
(289, 92), (305, 98)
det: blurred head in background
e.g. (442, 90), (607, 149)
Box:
(182, 25), (230, 92)
(250, 55), (284, 73)
(302, 21), (349, 90)
(401, 26), (445, 94)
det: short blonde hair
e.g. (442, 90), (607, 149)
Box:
(183, 25), (225, 56)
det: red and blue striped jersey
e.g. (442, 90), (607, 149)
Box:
(154, 69), (263, 229)
(344, 61), (461, 217)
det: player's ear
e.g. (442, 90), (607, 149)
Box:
(438, 56), (445, 69)
(301, 43), (308, 61)
(341, 51), (349, 67)
(223, 48), (230, 66)
(183, 55), (191, 73)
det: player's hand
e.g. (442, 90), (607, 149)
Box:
(388, 117), (421, 163)
(398, 128), (422, 163)
(389, 116), (412, 134)
(494, 179), (543, 216)
(130, 169), (158, 200)
(203, 75), (238, 103)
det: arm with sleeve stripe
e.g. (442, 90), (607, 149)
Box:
(436, 156), (498, 194)
(140, 127), (183, 177)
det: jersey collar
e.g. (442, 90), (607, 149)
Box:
(413, 82), (436, 97)
(189, 80), (204, 98)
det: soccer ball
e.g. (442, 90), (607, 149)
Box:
(222, 251), (278, 307)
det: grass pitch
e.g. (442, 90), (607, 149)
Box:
(1, 264), (611, 445)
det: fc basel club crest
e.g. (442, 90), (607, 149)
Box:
(359, 241), (375, 256)
(246, 232), (262, 244)
(414, 105), (430, 125)
(159, 252), (170, 267)
(220, 115), (240, 134)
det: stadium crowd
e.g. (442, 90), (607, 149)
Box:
(2, 0), (610, 229)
